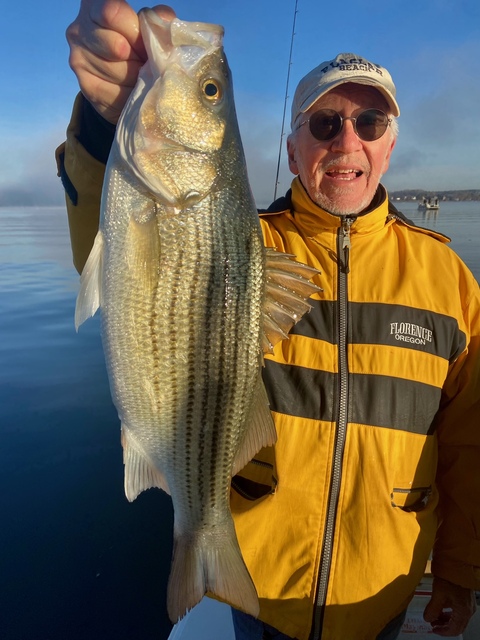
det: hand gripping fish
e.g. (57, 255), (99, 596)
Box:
(75, 9), (321, 623)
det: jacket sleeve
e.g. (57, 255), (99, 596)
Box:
(55, 93), (109, 274)
(431, 274), (480, 590)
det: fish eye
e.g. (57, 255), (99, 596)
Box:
(202, 79), (222, 102)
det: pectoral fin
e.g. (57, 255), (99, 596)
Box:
(75, 230), (104, 330)
(262, 248), (321, 353)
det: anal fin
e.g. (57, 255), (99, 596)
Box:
(121, 425), (170, 501)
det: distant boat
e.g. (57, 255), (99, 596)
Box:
(418, 196), (439, 211)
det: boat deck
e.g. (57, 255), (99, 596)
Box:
(168, 589), (480, 639)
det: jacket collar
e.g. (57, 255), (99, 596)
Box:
(259, 177), (392, 237)
(259, 178), (451, 244)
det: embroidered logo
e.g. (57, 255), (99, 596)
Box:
(320, 57), (384, 77)
(390, 322), (433, 346)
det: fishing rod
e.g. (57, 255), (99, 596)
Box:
(273, 0), (299, 201)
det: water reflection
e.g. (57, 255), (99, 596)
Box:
(0, 206), (174, 640)
(396, 200), (479, 282)
(420, 209), (440, 226)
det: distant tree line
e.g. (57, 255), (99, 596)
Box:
(389, 189), (480, 202)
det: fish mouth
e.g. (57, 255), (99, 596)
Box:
(139, 8), (224, 74)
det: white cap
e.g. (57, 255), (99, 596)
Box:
(291, 53), (400, 128)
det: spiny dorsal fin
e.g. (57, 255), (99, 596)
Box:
(263, 248), (321, 354)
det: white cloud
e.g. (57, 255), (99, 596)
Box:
(0, 125), (68, 206)
(386, 38), (480, 190)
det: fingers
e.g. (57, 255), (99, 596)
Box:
(427, 612), (463, 636)
(67, 0), (143, 69)
(427, 608), (472, 637)
(66, 1), (176, 123)
(423, 577), (476, 637)
(82, 2), (176, 59)
(66, 0), (141, 122)
(85, 0), (145, 58)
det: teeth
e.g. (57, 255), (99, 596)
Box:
(326, 168), (361, 179)
(327, 169), (358, 179)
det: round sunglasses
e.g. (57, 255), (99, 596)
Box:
(297, 108), (392, 142)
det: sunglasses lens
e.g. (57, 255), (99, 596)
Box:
(309, 109), (342, 141)
(356, 109), (389, 141)
(306, 108), (390, 142)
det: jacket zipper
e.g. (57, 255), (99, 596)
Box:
(311, 216), (353, 640)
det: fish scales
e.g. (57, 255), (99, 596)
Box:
(75, 8), (320, 624)
(153, 200), (264, 529)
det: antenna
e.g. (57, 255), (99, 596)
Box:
(273, 0), (299, 201)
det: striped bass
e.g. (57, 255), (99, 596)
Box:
(75, 8), (320, 623)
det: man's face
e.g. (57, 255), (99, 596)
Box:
(287, 83), (396, 215)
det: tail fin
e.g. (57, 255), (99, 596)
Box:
(167, 520), (259, 623)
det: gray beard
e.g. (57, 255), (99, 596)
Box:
(308, 171), (384, 216)
(311, 188), (373, 216)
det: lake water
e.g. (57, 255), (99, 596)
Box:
(1, 201), (479, 640)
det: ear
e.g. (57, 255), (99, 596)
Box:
(287, 134), (299, 175)
(381, 136), (396, 175)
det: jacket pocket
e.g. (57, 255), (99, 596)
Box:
(391, 485), (432, 512)
(231, 445), (277, 501)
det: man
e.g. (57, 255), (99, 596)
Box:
(57, 2), (480, 639)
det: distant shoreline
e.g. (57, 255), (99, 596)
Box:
(1, 189), (479, 208)
(389, 189), (480, 202)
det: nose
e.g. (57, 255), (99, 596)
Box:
(330, 117), (363, 153)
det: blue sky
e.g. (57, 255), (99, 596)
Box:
(0, 0), (479, 207)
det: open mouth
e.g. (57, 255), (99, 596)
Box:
(325, 169), (363, 180)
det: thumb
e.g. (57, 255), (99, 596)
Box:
(423, 589), (444, 623)
(132, 5), (177, 61)
(151, 4), (177, 19)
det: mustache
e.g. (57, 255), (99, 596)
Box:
(322, 157), (371, 174)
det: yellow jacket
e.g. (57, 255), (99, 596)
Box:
(57, 94), (480, 640)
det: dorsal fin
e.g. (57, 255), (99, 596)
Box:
(262, 248), (321, 354)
